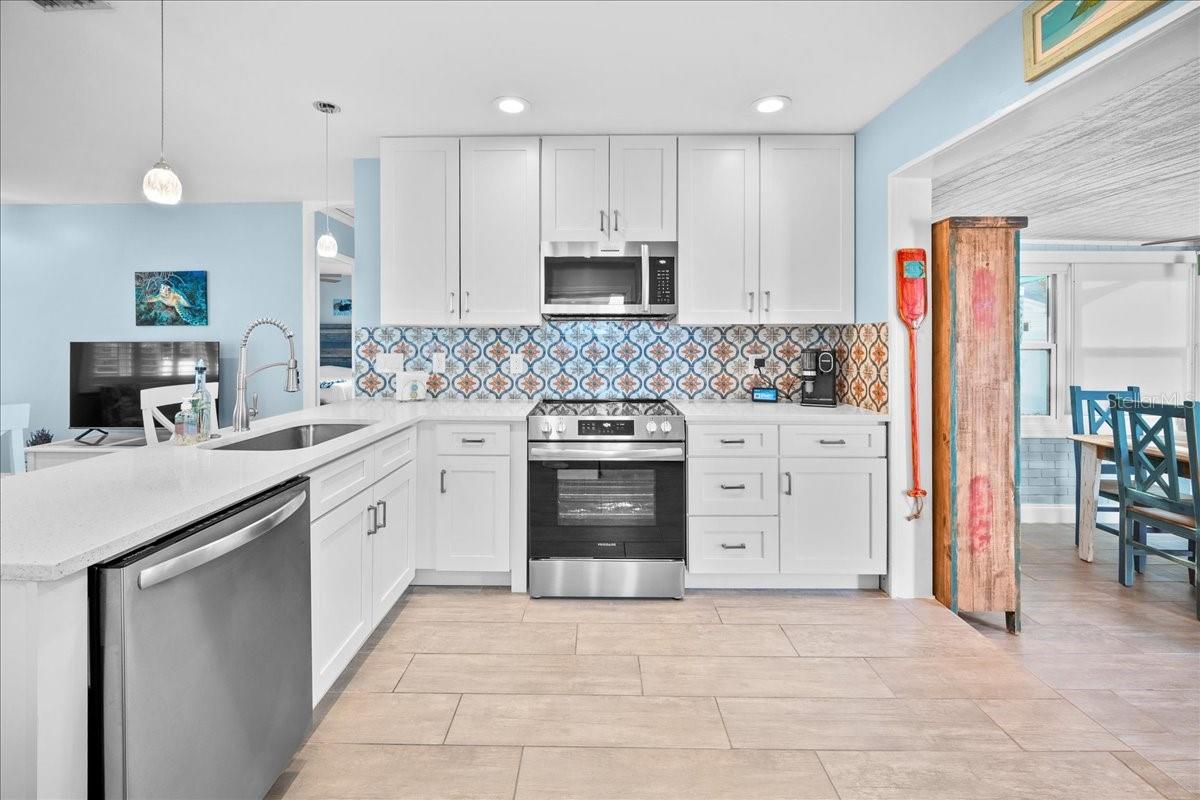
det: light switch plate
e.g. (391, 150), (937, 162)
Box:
(507, 352), (525, 375)
(375, 352), (406, 373)
(431, 351), (447, 373)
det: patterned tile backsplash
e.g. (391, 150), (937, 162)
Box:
(354, 320), (889, 413)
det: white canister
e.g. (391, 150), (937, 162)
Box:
(393, 371), (429, 402)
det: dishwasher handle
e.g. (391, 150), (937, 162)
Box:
(138, 489), (308, 590)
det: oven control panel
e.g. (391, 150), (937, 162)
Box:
(578, 419), (634, 436)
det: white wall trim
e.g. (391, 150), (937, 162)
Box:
(1021, 504), (1074, 524)
(302, 199), (354, 410)
(1021, 250), (1196, 264)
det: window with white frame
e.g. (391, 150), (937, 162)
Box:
(1018, 264), (1067, 429)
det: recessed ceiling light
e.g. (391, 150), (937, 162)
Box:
(494, 96), (530, 114)
(753, 95), (791, 114)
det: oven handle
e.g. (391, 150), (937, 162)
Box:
(529, 446), (685, 462)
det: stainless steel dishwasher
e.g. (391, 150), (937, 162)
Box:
(89, 477), (311, 799)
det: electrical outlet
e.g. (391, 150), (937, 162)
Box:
(508, 352), (526, 375)
(753, 357), (767, 369)
(431, 351), (447, 373)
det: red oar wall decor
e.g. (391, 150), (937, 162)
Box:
(897, 248), (928, 520)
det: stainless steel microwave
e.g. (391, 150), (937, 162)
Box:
(541, 242), (677, 319)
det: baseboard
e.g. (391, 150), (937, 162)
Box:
(684, 573), (881, 590)
(413, 569), (511, 587)
(1021, 504), (1074, 524)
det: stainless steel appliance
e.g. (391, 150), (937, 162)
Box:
(90, 478), (311, 799)
(799, 348), (838, 407)
(541, 241), (677, 318)
(527, 400), (685, 598)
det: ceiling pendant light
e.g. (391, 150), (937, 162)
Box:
(143, 0), (182, 204)
(314, 100), (341, 258)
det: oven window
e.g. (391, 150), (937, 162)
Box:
(544, 257), (642, 306)
(557, 468), (655, 526)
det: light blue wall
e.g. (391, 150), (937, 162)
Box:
(353, 159), (381, 329)
(0, 203), (304, 439)
(315, 211), (355, 258)
(854, 1), (1189, 320)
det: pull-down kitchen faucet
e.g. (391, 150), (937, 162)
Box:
(232, 318), (300, 432)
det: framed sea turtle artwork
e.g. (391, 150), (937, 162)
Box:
(1023, 0), (1164, 81)
(134, 270), (209, 326)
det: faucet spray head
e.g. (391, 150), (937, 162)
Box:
(285, 360), (300, 392)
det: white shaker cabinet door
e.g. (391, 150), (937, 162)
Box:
(379, 137), (459, 326)
(435, 455), (511, 572)
(610, 135), (677, 243)
(311, 491), (373, 702)
(779, 457), (887, 575)
(541, 136), (609, 242)
(460, 137), (541, 326)
(370, 460), (416, 628)
(677, 136), (759, 325)
(760, 135), (854, 324)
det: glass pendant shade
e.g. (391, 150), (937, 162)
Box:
(316, 232), (338, 258)
(142, 159), (182, 205)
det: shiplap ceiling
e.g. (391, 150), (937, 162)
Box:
(0, 0), (1017, 204)
(932, 57), (1200, 243)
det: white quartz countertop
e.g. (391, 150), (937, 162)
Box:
(673, 400), (888, 424)
(0, 399), (535, 582)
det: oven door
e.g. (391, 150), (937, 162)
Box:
(528, 442), (685, 560)
(541, 252), (650, 317)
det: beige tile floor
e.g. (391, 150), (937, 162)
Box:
(269, 523), (1198, 799)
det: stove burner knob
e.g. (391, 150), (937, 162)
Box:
(660, 421), (672, 434)
(540, 422), (552, 434)
(645, 421), (658, 434)
(556, 421), (567, 433)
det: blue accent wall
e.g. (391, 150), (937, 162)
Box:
(853, 1), (1188, 320)
(0, 203), (304, 439)
(353, 158), (381, 329)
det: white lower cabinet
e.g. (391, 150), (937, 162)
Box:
(311, 492), (373, 701)
(370, 461), (416, 627)
(688, 516), (780, 574)
(435, 455), (511, 572)
(779, 456), (887, 574)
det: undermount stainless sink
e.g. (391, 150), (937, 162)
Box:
(211, 423), (371, 452)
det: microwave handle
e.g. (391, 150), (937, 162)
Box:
(641, 244), (650, 312)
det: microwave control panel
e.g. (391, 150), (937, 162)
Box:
(651, 258), (675, 305)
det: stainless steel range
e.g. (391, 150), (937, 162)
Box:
(527, 399), (686, 599)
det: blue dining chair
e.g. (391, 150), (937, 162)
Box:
(1108, 398), (1199, 619)
(1070, 385), (1141, 554)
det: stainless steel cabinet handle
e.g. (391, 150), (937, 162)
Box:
(764, 290), (771, 312)
(720, 438), (745, 445)
(600, 209), (606, 233)
(367, 503), (378, 535)
(719, 483), (746, 490)
(461, 437), (486, 444)
(448, 291), (456, 314)
(138, 490), (307, 589)
(720, 543), (747, 550)
(440, 469), (447, 493)
(464, 290), (471, 314)
(819, 439), (847, 446)
(747, 291), (755, 313)
(783, 471), (793, 496)
(376, 500), (387, 529)
(613, 209), (619, 232)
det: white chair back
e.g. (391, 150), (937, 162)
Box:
(0, 403), (31, 473)
(140, 383), (219, 446)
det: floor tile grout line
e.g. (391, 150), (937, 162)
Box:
(441, 693), (464, 745)
(511, 746), (524, 800)
(712, 695), (734, 750)
(813, 750), (844, 800)
(1104, 749), (1183, 800)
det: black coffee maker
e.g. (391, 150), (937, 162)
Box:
(799, 349), (837, 407)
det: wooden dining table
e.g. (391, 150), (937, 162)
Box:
(1067, 433), (1192, 562)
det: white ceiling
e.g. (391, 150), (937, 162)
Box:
(932, 55), (1200, 243)
(0, 0), (1016, 204)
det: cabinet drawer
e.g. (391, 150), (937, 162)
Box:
(688, 457), (778, 516)
(435, 424), (510, 456)
(307, 448), (376, 520)
(687, 425), (778, 457)
(374, 427), (416, 477)
(688, 517), (780, 574)
(780, 425), (886, 458)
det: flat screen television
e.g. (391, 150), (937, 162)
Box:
(69, 341), (220, 431)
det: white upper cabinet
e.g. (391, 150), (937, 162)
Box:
(542, 135), (677, 244)
(459, 137), (541, 326)
(760, 135), (854, 324)
(609, 136), (677, 242)
(678, 136), (760, 325)
(379, 137), (459, 326)
(541, 137), (609, 242)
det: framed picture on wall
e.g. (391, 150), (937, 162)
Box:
(135, 270), (209, 326)
(1023, 0), (1164, 81)
(332, 298), (351, 317)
